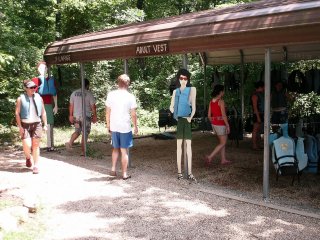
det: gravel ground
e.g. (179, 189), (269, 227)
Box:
(1, 132), (320, 240)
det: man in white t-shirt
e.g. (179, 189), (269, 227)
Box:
(105, 74), (138, 180)
(66, 79), (97, 155)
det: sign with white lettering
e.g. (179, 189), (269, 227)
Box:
(135, 42), (169, 56)
(55, 54), (72, 63)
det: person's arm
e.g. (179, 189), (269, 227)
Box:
(187, 87), (197, 123)
(69, 102), (74, 124)
(169, 90), (176, 113)
(105, 106), (111, 133)
(41, 98), (48, 131)
(252, 94), (261, 123)
(53, 95), (58, 114)
(91, 104), (97, 123)
(207, 101), (212, 122)
(219, 100), (230, 133)
(15, 97), (24, 137)
(131, 108), (138, 135)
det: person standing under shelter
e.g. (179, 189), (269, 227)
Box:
(271, 81), (289, 125)
(170, 68), (197, 181)
(65, 78), (97, 156)
(204, 84), (231, 167)
(251, 80), (265, 150)
(105, 74), (138, 180)
(15, 80), (47, 174)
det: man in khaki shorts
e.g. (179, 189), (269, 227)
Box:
(66, 79), (97, 156)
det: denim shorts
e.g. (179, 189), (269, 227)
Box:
(212, 124), (227, 136)
(111, 131), (133, 149)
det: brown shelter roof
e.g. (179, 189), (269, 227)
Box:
(44, 0), (320, 66)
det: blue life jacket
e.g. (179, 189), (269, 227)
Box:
(38, 76), (57, 96)
(20, 93), (43, 119)
(295, 137), (308, 171)
(305, 134), (319, 173)
(174, 87), (191, 120)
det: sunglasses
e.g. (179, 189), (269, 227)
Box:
(27, 86), (37, 89)
(179, 76), (188, 81)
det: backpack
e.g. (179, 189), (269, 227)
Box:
(158, 109), (176, 129)
(271, 136), (299, 185)
(287, 70), (308, 93)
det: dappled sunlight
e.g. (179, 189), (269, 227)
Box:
(275, 219), (305, 230)
(161, 199), (229, 217)
(229, 215), (308, 239)
(46, 211), (126, 239)
(257, 228), (283, 238)
(248, 216), (267, 225)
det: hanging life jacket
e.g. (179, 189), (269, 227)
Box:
(37, 76), (57, 96)
(174, 87), (191, 120)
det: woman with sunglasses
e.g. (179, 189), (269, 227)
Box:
(170, 68), (197, 182)
(15, 80), (47, 174)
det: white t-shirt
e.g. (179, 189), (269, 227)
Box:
(70, 88), (96, 118)
(105, 89), (137, 133)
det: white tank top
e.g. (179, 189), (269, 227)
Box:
(21, 96), (41, 123)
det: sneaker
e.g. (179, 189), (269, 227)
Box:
(65, 142), (72, 150)
(188, 174), (197, 182)
(177, 173), (184, 180)
(26, 158), (32, 168)
(32, 167), (39, 174)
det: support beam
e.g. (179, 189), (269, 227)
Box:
(182, 54), (188, 69)
(263, 48), (271, 200)
(124, 59), (129, 74)
(80, 63), (87, 157)
(123, 59), (131, 167)
(240, 50), (245, 123)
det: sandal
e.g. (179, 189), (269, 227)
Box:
(47, 147), (55, 152)
(177, 173), (184, 180)
(122, 175), (131, 180)
(110, 171), (117, 177)
(188, 174), (197, 182)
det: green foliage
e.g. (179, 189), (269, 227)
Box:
(290, 92), (320, 118)
(137, 108), (158, 128)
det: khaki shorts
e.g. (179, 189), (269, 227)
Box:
(74, 116), (92, 135)
(21, 122), (42, 139)
(212, 124), (227, 136)
(176, 118), (192, 139)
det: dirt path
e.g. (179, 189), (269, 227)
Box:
(1, 132), (320, 239)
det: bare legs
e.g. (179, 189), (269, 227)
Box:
(176, 139), (196, 180)
(111, 148), (129, 178)
(22, 137), (40, 168)
(206, 134), (231, 165)
(252, 122), (262, 149)
(66, 131), (89, 155)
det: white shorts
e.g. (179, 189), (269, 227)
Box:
(212, 124), (227, 136)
